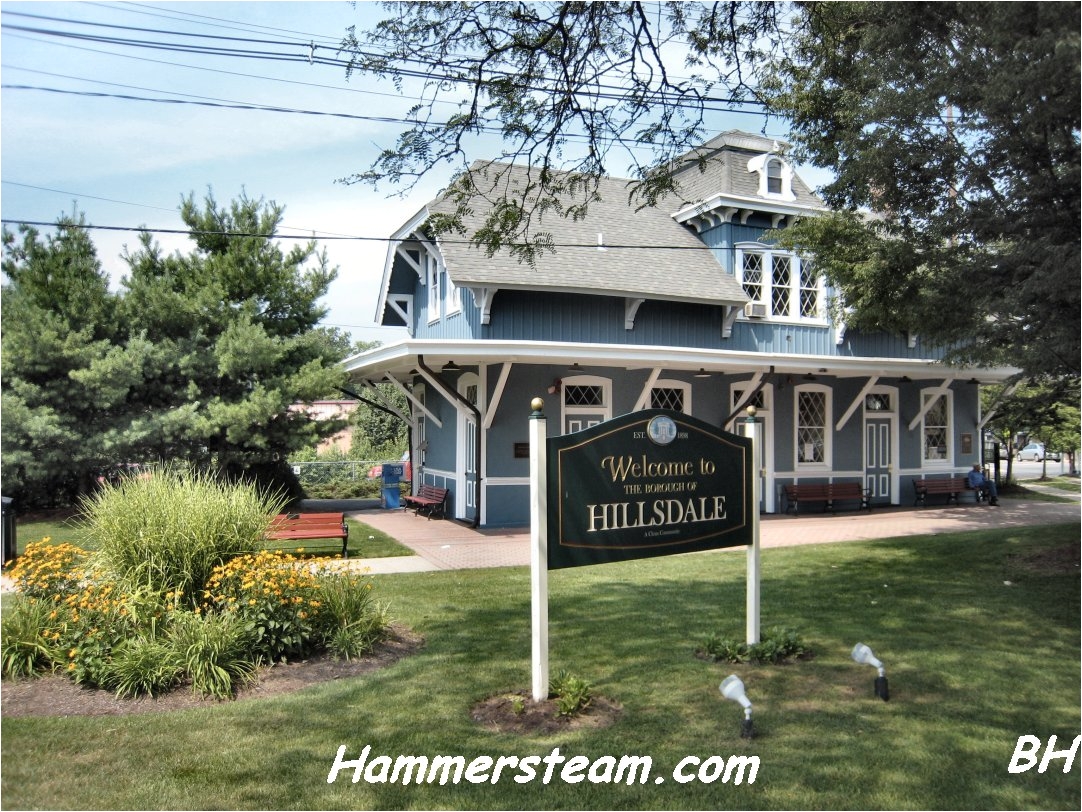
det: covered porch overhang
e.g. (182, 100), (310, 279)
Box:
(340, 338), (1019, 389)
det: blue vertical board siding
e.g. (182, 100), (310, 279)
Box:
(433, 287), (944, 361)
(831, 378), (866, 471)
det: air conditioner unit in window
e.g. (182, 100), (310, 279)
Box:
(744, 302), (768, 319)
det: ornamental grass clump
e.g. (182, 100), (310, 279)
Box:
(168, 609), (256, 699)
(315, 570), (390, 661)
(80, 466), (287, 601)
(0, 598), (60, 679)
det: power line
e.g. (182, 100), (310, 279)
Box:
(0, 180), (365, 241)
(0, 218), (721, 251)
(0, 180), (178, 213)
(0, 83), (434, 126)
(91, 1), (344, 45)
(1, 13), (769, 113)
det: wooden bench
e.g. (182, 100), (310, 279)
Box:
(266, 512), (349, 558)
(783, 481), (869, 514)
(912, 477), (981, 507)
(402, 485), (449, 520)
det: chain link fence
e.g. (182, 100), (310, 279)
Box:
(289, 460), (406, 500)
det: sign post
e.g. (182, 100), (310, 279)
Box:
(528, 398), (549, 702)
(743, 408), (761, 645)
(529, 405), (759, 699)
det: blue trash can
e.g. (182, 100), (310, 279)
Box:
(381, 464), (404, 510)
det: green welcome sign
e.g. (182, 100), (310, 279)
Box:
(547, 409), (754, 569)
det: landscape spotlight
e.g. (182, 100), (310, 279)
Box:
(719, 674), (755, 738)
(851, 642), (889, 701)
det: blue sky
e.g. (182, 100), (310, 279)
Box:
(2, 1), (826, 346)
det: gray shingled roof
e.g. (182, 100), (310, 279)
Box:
(668, 131), (823, 208)
(420, 132), (822, 306)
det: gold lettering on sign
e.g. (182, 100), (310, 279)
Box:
(599, 455), (696, 481)
(585, 497), (728, 532)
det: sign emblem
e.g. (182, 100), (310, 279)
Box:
(647, 414), (677, 445)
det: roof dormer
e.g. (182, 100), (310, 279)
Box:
(747, 149), (797, 202)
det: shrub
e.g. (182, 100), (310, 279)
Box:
(549, 670), (593, 717)
(80, 466), (287, 600)
(699, 626), (809, 665)
(315, 571), (390, 660)
(0, 598), (60, 678)
(106, 636), (183, 698)
(58, 580), (165, 689)
(169, 610), (256, 699)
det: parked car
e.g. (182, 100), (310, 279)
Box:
(1017, 443), (1060, 462)
(367, 451), (412, 481)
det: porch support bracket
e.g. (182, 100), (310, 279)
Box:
(836, 376), (880, 432)
(383, 372), (442, 429)
(907, 378), (953, 432)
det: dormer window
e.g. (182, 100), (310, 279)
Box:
(747, 152), (797, 201)
(767, 160), (783, 195)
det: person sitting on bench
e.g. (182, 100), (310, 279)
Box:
(967, 464), (999, 506)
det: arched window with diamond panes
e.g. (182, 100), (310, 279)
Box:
(562, 375), (611, 434)
(921, 390), (952, 465)
(795, 384), (831, 467)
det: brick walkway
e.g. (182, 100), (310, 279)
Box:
(350, 496), (1080, 574)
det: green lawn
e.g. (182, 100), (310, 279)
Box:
(1014, 474), (1082, 494)
(10, 514), (413, 559)
(2, 523), (1079, 810)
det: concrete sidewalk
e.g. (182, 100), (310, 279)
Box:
(344, 496), (1080, 574)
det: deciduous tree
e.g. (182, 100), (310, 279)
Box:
(342, 1), (1080, 380)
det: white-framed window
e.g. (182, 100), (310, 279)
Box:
(767, 158), (784, 195)
(747, 153), (797, 201)
(795, 384), (831, 468)
(415, 383), (427, 466)
(562, 374), (611, 434)
(650, 380), (692, 414)
(921, 390), (952, 465)
(732, 387), (768, 413)
(458, 374), (480, 478)
(737, 244), (823, 322)
(445, 269), (461, 316)
(426, 255), (441, 324)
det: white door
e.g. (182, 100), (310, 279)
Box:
(865, 418), (893, 505)
(456, 374), (481, 522)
